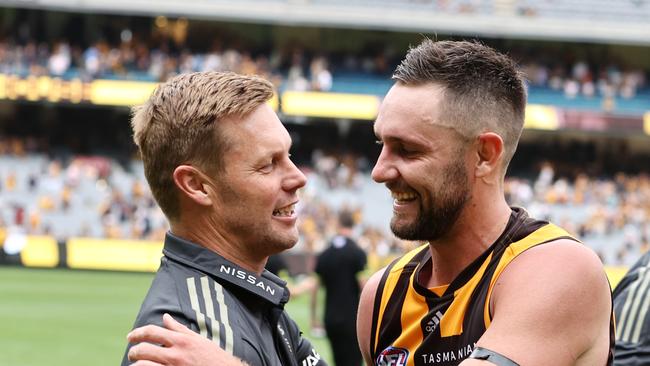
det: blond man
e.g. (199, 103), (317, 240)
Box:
(123, 72), (326, 366)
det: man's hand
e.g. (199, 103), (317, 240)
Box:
(127, 313), (247, 366)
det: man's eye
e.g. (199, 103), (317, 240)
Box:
(375, 140), (384, 146)
(399, 146), (416, 155)
(260, 161), (274, 172)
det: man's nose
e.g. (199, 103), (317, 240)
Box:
(371, 149), (398, 183)
(284, 160), (307, 191)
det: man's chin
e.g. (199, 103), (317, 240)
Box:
(390, 221), (422, 241)
(268, 234), (299, 253)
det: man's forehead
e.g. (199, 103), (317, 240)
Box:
(375, 83), (474, 140)
(374, 118), (459, 144)
(377, 83), (439, 121)
(221, 106), (291, 151)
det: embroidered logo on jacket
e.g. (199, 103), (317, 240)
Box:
(219, 265), (276, 295)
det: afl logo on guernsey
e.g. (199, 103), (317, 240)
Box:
(376, 346), (409, 366)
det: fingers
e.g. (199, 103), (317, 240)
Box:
(131, 361), (164, 366)
(128, 324), (176, 347)
(128, 342), (171, 364)
(162, 313), (193, 335)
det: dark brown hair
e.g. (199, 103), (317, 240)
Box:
(394, 39), (527, 170)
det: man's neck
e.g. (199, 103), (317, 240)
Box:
(423, 199), (512, 288)
(170, 219), (266, 275)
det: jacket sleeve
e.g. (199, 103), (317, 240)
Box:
(121, 308), (192, 366)
(282, 314), (329, 366)
(614, 251), (650, 366)
(121, 262), (193, 366)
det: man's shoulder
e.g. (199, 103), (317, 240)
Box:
(131, 258), (196, 327)
(504, 238), (603, 280)
(146, 255), (208, 298)
(492, 238), (609, 311)
(134, 257), (247, 330)
(485, 238), (612, 365)
(364, 267), (388, 295)
(615, 250), (650, 295)
(613, 251), (650, 332)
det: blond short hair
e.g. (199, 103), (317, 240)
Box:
(131, 71), (274, 221)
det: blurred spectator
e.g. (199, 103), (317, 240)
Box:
(310, 56), (333, 92)
(48, 42), (71, 76)
(266, 253), (290, 277)
(312, 210), (366, 366)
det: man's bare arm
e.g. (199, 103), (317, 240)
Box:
(460, 240), (611, 366)
(357, 268), (387, 366)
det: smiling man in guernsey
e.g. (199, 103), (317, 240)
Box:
(356, 39), (615, 366)
(122, 71), (326, 366)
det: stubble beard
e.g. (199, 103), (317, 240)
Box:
(215, 180), (298, 258)
(390, 161), (471, 242)
(259, 224), (299, 255)
(229, 217), (299, 258)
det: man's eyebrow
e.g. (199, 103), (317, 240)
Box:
(269, 139), (293, 156)
(381, 135), (426, 147)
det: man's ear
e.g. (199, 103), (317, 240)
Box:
(475, 132), (504, 178)
(172, 165), (213, 207)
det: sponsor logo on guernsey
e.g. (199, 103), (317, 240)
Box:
(425, 311), (444, 333)
(219, 264), (276, 295)
(420, 343), (476, 364)
(377, 346), (409, 366)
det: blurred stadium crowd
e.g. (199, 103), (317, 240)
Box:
(1, 136), (648, 268)
(0, 6), (650, 118)
(0, 4), (648, 273)
(0, 17), (647, 109)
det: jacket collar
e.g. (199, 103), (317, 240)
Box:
(163, 231), (289, 306)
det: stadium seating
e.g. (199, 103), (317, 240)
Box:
(2, 149), (648, 267)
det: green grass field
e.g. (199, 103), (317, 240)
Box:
(0, 266), (332, 366)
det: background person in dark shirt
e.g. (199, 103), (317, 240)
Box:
(266, 253), (289, 277)
(313, 209), (367, 366)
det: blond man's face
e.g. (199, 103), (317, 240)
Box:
(206, 104), (307, 259)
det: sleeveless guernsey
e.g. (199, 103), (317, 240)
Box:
(370, 208), (614, 366)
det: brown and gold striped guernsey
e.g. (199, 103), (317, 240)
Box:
(370, 207), (615, 366)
